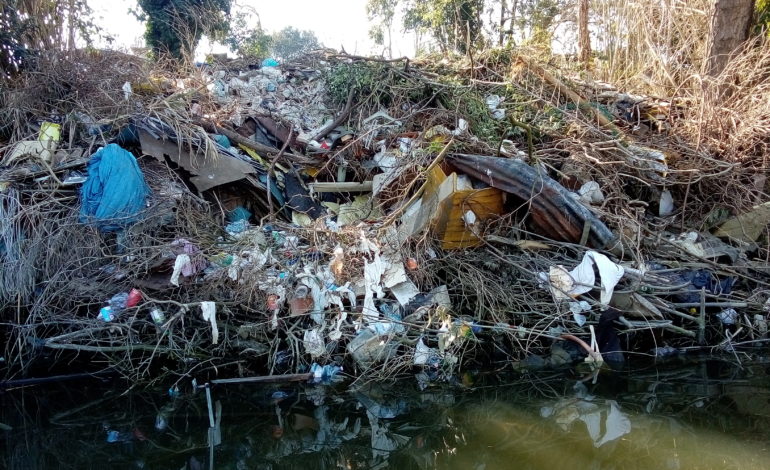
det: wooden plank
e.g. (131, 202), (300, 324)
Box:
(309, 181), (373, 193)
(211, 373), (312, 385)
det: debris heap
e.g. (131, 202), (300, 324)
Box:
(1, 49), (769, 384)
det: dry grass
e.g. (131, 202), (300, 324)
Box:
(3, 34), (770, 384)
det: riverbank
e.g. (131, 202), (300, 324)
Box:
(1, 48), (770, 386)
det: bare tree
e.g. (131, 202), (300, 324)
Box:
(706, 0), (756, 76)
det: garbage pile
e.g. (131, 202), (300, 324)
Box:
(1, 49), (769, 383)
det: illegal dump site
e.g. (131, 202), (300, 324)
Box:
(2, 47), (770, 388)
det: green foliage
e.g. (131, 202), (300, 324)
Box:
(225, 19), (320, 62)
(225, 7), (271, 60)
(270, 27), (321, 61)
(366, 0), (397, 48)
(136, 0), (232, 59)
(323, 60), (436, 113)
(368, 0), (485, 53)
(324, 62), (383, 105)
(756, 0), (770, 37)
(0, 1), (33, 78)
(451, 91), (501, 141)
(1, 0), (101, 79)
(405, 0), (485, 53)
(516, 0), (565, 50)
(367, 0), (571, 55)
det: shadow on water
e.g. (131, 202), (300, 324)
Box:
(2, 356), (770, 470)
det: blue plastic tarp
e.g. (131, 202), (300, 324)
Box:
(261, 58), (279, 67)
(79, 144), (149, 232)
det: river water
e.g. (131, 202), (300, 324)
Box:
(2, 356), (770, 469)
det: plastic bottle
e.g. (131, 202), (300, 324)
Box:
(108, 292), (129, 310)
(150, 308), (166, 325)
(99, 306), (115, 322)
(126, 288), (142, 308)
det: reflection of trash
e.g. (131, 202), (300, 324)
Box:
(651, 345), (680, 357)
(200, 302), (219, 344)
(367, 409), (410, 461)
(541, 398), (631, 447)
(155, 403), (175, 431)
(754, 314), (768, 337)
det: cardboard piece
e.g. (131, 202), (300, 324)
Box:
(139, 129), (255, 192)
(397, 165), (503, 249)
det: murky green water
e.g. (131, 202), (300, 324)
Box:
(2, 357), (770, 469)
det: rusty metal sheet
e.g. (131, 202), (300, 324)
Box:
(255, 116), (295, 147)
(447, 153), (616, 249)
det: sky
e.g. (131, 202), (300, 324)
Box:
(89, 0), (417, 59)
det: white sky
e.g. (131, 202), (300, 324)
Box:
(89, 0), (417, 58)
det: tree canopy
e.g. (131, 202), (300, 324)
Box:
(1, 0), (100, 79)
(367, 0), (571, 54)
(271, 27), (321, 61)
(226, 20), (321, 62)
(136, 0), (232, 59)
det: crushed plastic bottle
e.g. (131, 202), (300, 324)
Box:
(109, 292), (129, 310)
(99, 306), (115, 322)
(150, 308), (166, 325)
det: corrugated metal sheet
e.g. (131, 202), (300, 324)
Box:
(447, 153), (616, 249)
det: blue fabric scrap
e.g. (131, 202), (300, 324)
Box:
(79, 144), (149, 232)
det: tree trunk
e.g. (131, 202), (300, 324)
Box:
(706, 0), (756, 76)
(578, 0), (591, 69)
(509, 0), (518, 45)
(499, 0), (507, 46)
(68, 0), (76, 51)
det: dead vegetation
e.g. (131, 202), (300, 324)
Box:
(1, 40), (770, 386)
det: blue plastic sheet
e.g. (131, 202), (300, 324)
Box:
(80, 144), (149, 232)
(227, 206), (252, 223)
(261, 58), (279, 67)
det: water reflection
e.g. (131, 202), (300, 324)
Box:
(2, 358), (770, 469)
